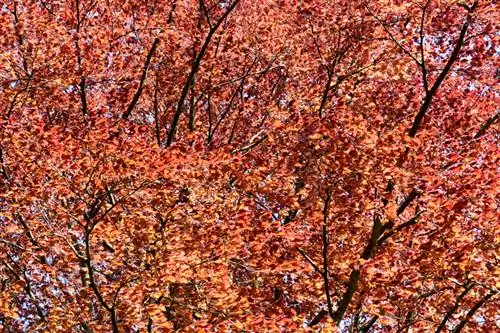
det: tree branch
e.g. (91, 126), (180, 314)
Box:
(122, 38), (160, 119)
(451, 290), (496, 333)
(166, 0), (240, 146)
(15, 213), (40, 248)
(409, 20), (471, 137)
(361, 215), (383, 260)
(473, 111), (499, 139)
(360, 315), (379, 333)
(2, 259), (46, 322)
(79, 76), (88, 116)
(436, 282), (475, 333)
(308, 309), (328, 327)
(230, 133), (268, 154)
(0, 148), (10, 180)
(377, 210), (423, 246)
(397, 188), (420, 216)
(296, 247), (322, 275)
(321, 191), (334, 319)
(153, 76), (162, 146)
(79, 184), (150, 332)
(364, 4), (421, 66)
(330, 215), (382, 326)
(419, 0), (431, 93)
(332, 269), (361, 325)
(208, 56), (257, 144)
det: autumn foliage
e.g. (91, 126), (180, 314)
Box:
(0, 0), (498, 332)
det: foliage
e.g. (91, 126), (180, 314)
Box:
(0, 0), (498, 332)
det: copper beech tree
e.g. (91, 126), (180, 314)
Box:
(0, 0), (498, 332)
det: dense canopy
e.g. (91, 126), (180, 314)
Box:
(0, 0), (498, 332)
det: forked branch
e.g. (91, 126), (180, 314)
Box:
(166, 0), (240, 146)
(409, 19), (471, 137)
(301, 190), (337, 325)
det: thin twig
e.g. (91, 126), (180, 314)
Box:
(230, 133), (268, 154)
(296, 247), (322, 274)
(419, 0), (431, 93)
(364, 3), (421, 66)
(474, 111), (499, 139)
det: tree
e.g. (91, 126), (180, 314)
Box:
(0, 0), (498, 331)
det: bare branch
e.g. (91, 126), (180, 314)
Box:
(360, 315), (379, 333)
(79, 76), (88, 116)
(309, 309), (328, 327)
(332, 269), (361, 325)
(199, 0), (213, 29)
(15, 213), (40, 248)
(419, 0), (431, 93)
(377, 210), (423, 246)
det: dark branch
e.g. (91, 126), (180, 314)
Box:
(147, 318), (153, 333)
(332, 269), (361, 325)
(436, 283), (475, 333)
(360, 315), (379, 333)
(167, 0), (177, 24)
(79, 76), (88, 116)
(306, 190), (338, 326)
(409, 20), (471, 137)
(153, 77), (162, 146)
(328, 215), (382, 326)
(2, 259), (46, 322)
(166, 0), (240, 146)
(208, 56), (257, 144)
(0, 148), (10, 180)
(80, 184), (150, 333)
(83, 226), (111, 312)
(321, 191), (334, 319)
(473, 111), (499, 139)
(199, 0), (213, 29)
(15, 213), (40, 248)
(80, 321), (93, 333)
(365, 4), (421, 66)
(451, 290), (496, 333)
(419, 0), (431, 93)
(188, 84), (197, 132)
(361, 215), (383, 260)
(377, 211), (423, 246)
(296, 247), (322, 275)
(122, 38), (160, 119)
(230, 133), (268, 154)
(21, 269), (46, 321)
(397, 188), (420, 215)
(308, 309), (328, 327)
